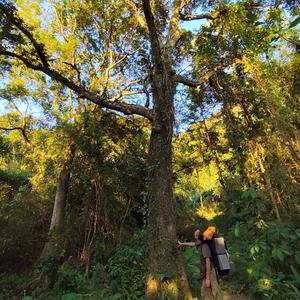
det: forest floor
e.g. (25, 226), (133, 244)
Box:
(222, 282), (251, 300)
(191, 281), (251, 300)
(223, 290), (251, 300)
(192, 290), (250, 300)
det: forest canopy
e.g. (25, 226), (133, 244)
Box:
(0, 0), (299, 299)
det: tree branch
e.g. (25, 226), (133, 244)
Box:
(179, 11), (223, 21)
(62, 62), (81, 84)
(3, 52), (153, 124)
(142, 0), (163, 69)
(174, 62), (233, 87)
(0, 3), (153, 121)
(124, 0), (148, 32)
(0, 48), (153, 120)
(101, 52), (130, 98)
(0, 126), (31, 144)
(0, 3), (49, 67)
(179, 3), (262, 21)
(168, 0), (192, 47)
(0, 48), (43, 70)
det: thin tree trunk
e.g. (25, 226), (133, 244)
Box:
(203, 120), (225, 188)
(196, 168), (204, 212)
(258, 152), (281, 221)
(265, 175), (281, 221)
(40, 142), (76, 261)
(222, 100), (251, 187)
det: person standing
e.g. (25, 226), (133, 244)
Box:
(178, 229), (223, 300)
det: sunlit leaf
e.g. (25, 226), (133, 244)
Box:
(289, 16), (300, 28)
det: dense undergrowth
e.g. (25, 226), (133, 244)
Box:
(218, 188), (300, 300)
(1, 186), (299, 300)
(0, 231), (146, 300)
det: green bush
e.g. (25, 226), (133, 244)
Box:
(53, 265), (88, 294)
(246, 221), (300, 300)
(0, 184), (49, 270)
(221, 187), (300, 299)
(0, 273), (27, 300)
(183, 247), (201, 297)
(106, 230), (146, 300)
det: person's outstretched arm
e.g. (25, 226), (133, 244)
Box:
(178, 241), (196, 247)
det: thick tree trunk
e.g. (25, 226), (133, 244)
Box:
(142, 1), (192, 298)
(40, 143), (76, 261)
(146, 68), (192, 299)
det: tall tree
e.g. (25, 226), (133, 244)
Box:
(1, 0), (298, 298)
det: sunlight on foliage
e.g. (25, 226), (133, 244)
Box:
(196, 203), (224, 221)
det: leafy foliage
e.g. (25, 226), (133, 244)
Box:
(0, 0), (299, 299)
(106, 231), (146, 300)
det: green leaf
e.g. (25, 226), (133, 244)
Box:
(295, 253), (300, 265)
(102, 293), (123, 300)
(150, 272), (167, 281)
(254, 21), (264, 26)
(189, 265), (200, 275)
(289, 16), (300, 28)
(184, 247), (195, 260)
(258, 242), (267, 250)
(281, 248), (291, 256)
(272, 249), (284, 262)
(61, 294), (81, 300)
(295, 229), (300, 239)
(270, 36), (280, 43)
(289, 283), (300, 296)
(277, 250), (283, 260)
(291, 265), (300, 275)
(250, 244), (260, 255)
(234, 224), (240, 237)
